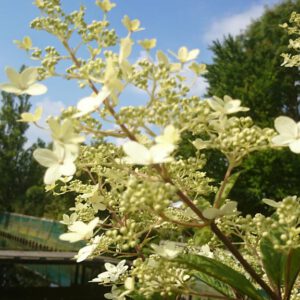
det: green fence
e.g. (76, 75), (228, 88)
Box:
(0, 212), (82, 251)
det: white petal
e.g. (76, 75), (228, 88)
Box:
(220, 201), (237, 215)
(289, 140), (300, 153)
(59, 232), (82, 243)
(274, 116), (297, 138)
(272, 135), (294, 146)
(202, 207), (220, 219)
(76, 245), (94, 262)
(44, 165), (61, 184)
(122, 141), (151, 164)
(25, 83), (47, 95)
(87, 217), (99, 231)
(225, 100), (241, 114)
(6, 67), (21, 86)
(60, 161), (76, 176)
(75, 88), (110, 117)
(0, 83), (22, 94)
(105, 263), (116, 272)
(207, 98), (223, 113)
(21, 67), (38, 86)
(263, 199), (280, 208)
(187, 49), (200, 61)
(69, 221), (87, 233)
(150, 144), (174, 164)
(33, 148), (58, 167)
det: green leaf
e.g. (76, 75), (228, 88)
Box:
(193, 272), (235, 298)
(260, 236), (285, 289)
(215, 171), (241, 206)
(284, 247), (300, 298)
(176, 254), (265, 300)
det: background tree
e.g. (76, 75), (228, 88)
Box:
(0, 89), (46, 213)
(203, 0), (300, 213)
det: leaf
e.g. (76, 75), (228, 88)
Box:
(260, 236), (285, 289)
(176, 254), (265, 300)
(193, 272), (235, 298)
(215, 171), (241, 206)
(284, 247), (300, 298)
(261, 236), (300, 297)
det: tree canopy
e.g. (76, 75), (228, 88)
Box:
(204, 0), (300, 213)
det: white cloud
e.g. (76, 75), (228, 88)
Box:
(204, 4), (265, 43)
(25, 97), (65, 147)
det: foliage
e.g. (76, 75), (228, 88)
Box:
(2, 0), (300, 299)
(0, 88), (46, 213)
(204, 0), (300, 214)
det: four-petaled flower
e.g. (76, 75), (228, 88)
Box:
(75, 235), (101, 262)
(272, 116), (300, 153)
(208, 95), (249, 116)
(91, 260), (128, 283)
(59, 217), (99, 243)
(73, 88), (110, 118)
(121, 141), (174, 165)
(0, 67), (47, 96)
(33, 145), (77, 185)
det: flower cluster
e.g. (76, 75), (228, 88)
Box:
(3, 2), (300, 299)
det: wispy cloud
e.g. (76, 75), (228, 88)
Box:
(204, 4), (265, 43)
(25, 97), (65, 147)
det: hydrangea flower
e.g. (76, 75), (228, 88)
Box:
(60, 213), (78, 226)
(121, 141), (174, 165)
(18, 106), (42, 123)
(170, 46), (200, 63)
(48, 118), (85, 154)
(202, 201), (238, 220)
(81, 185), (106, 212)
(91, 260), (128, 283)
(155, 125), (180, 148)
(0, 67), (47, 96)
(151, 241), (182, 259)
(33, 145), (77, 184)
(73, 88), (110, 118)
(272, 116), (300, 153)
(208, 95), (249, 116)
(75, 235), (101, 262)
(59, 217), (99, 243)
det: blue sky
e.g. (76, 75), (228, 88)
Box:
(0, 0), (282, 143)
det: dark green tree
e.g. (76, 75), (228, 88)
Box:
(204, 0), (300, 213)
(0, 89), (46, 213)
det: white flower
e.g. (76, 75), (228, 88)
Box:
(202, 201), (238, 220)
(104, 285), (130, 300)
(60, 213), (78, 226)
(18, 106), (43, 123)
(82, 185), (106, 212)
(155, 125), (180, 147)
(91, 260), (128, 283)
(272, 116), (300, 153)
(33, 145), (77, 185)
(73, 88), (110, 118)
(59, 217), (99, 243)
(208, 95), (249, 116)
(119, 36), (133, 64)
(192, 138), (210, 150)
(197, 245), (214, 258)
(0, 67), (47, 96)
(75, 235), (101, 262)
(120, 141), (174, 165)
(48, 118), (85, 154)
(151, 241), (182, 259)
(170, 47), (200, 63)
